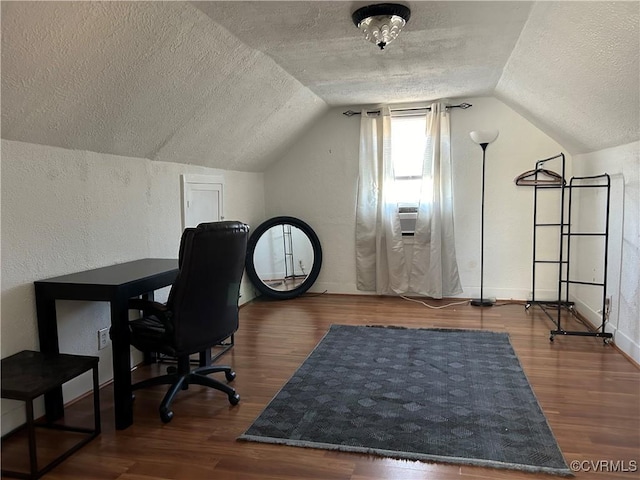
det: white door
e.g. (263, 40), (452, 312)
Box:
(181, 174), (224, 228)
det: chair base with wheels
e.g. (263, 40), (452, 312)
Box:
(132, 356), (240, 423)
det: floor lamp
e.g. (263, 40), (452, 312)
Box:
(469, 129), (499, 307)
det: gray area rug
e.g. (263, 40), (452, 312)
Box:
(239, 325), (571, 476)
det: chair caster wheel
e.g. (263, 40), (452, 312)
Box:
(225, 370), (236, 382)
(549, 335), (554, 342)
(229, 392), (240, 405)
(160, 407), (174, 423)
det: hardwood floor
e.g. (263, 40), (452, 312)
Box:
(3, 294), (639, 479)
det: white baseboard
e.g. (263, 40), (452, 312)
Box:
(612, 328), (640, 365)
(572, 297), (640, 365)
(313, 284), (561, 302)
(481, 287), (556, 302)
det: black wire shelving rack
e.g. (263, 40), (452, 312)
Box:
(523, 153), (613, 344)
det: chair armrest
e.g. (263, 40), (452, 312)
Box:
(128, 298), (173, 335)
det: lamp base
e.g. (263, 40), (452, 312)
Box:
(470, 298), (495, 307)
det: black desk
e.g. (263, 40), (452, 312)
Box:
(34, 258), (179, 430)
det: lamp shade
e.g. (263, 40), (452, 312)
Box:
(470, 130), (499, 145)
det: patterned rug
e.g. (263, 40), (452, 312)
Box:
(239, 325), (571, 476)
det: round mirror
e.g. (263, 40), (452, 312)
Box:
(245, 216), (322, 300)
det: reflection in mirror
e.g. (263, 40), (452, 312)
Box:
(253, 225), (314, 292)
(245, 216), (322, 300)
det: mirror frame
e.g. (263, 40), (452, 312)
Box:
(245, 216), (322, 300)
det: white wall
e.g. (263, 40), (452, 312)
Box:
(264, 108), (360, 293)
(571, 142), (639, 363)
(0, 139), (265, 434)
(264, 97), (568, 300)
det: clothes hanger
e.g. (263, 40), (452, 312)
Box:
(514, 168), (565, 186)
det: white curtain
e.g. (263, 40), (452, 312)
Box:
(409, 103), (462, 297)
(355, 103), (462, 298)
(355, 107), (407, 294)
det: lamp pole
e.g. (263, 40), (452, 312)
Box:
(471, 143), (492, 307)
(469, 130), (499, 307)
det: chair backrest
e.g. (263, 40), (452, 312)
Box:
(167, 221), (249, 355)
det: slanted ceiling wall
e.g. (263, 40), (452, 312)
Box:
(496, 1), (639, 154)
(0, 1), (328, 171)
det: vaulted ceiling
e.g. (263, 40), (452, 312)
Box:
(2, 2), (638, 172)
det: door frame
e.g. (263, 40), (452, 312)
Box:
(180, 174), (225, 229)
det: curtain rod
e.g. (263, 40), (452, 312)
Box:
(342, 102), (472, 117)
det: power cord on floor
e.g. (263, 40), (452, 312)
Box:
(493, 300), (526, 307)
(400, 295), (470, 309)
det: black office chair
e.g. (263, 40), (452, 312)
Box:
(128, 221), (249, 423)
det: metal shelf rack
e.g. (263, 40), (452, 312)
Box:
(522, 153), (612, 343)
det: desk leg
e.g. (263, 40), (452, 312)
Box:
(199, 349), (212, 367)
(34, 287), (65, 421)
(111, 297), (133, 430)
(140, 292), (157, 365)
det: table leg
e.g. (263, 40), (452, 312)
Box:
(140, 292), (157, 365)
(26, 399), (38, 477)
(92, 364), (102, 435)
(34, 287), (65, 421)
(199, 349), (212, 367)
(110, 297), (133, 430)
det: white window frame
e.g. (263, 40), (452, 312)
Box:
(390, 113), (428, 236)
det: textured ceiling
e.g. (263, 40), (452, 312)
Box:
(196, 1), (532, 105)
(1, 1), (638, 171)
(496, 1), (639, 154)
(1, 1), (327, 171)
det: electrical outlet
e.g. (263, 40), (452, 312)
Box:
(98, 327), (109, 350)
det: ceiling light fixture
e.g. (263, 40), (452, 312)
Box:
(352, 3), (411, 50)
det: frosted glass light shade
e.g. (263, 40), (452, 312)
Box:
(352, 4), (411, 50)
(357, 15), (406, 49)
(470, 130), (499, 145)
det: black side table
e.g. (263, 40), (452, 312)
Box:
(1, 351), (100, 479)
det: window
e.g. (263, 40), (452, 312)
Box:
(390, 114), (430, 235)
